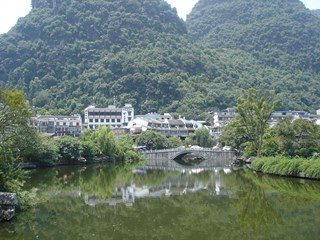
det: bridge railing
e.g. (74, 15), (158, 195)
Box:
(141, 147), (233, 154)
(141, 147), (185, 153)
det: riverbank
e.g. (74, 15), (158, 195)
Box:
(19, 156), (116, 169)
(250, 156), (320, 180)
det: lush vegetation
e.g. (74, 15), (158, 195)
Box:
(312, 9), (320, 16)
(187, 0), (320, 72)
(135, 128), (214, 150)
(251, 157), (320, 179)
(184, 128), (215, 148)
(0, 89), (39, 209)
(247, 117), (320, 160)
(220, 87), (320, 173)
(186, 0), (320, 112)
(218, 89), (320, 179)
(262, 118), (320, 158)
(0, 89), (32, 193)
(234, 88), (280, 157)
(0, 89), (144, 204)
(26, 127), (145, 166)
(0, 0), (319, 118)
(219, 88), (280, 157)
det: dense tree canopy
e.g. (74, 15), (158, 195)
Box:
(262, 118), (320, 158)
(184, 128), (215, 148)
(136, 130), (168, 150)
(0, 89), (32, 192)
(235, 88), (280, 157)
(312, 9), (320, 16)
(0, 0), (319, 118)
(187, 0), (320, 73)
(186, 0), (320, 113)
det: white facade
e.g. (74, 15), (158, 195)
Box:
(316, 109), (320, 125)
(127, 116), (203, 138)
(83, 104), (134, 130)
(213, 108), (236, 125)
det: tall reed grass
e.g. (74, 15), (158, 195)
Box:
(251, 156), (320, 179)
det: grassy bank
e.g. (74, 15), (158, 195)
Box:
(251, 156), (320, 179)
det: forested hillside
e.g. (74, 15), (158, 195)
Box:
(0, 0), (319, 118)
(313, 9), (320, 16)
(186, 0), (320, 114)
(187, 0), (320, 73)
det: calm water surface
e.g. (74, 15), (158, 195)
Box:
(1, 165), (320, 240)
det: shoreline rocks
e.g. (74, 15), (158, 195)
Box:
(0, 193), (18, 222)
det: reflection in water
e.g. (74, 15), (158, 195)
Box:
(2, 165), (320, 240)
(83, 167), (226, 207)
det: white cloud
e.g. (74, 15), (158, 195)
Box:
(302, 0), (320, 9)
(165, 0), (198, 20)
(165, 0), (320, 20)
(0, 0), (31, 34)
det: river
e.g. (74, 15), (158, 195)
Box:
(1, 165), (320, 240)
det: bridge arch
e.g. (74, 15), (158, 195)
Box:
(172, 150), (207, 161)
(172, 150), (207, 167)
(140, 148), (235, 168)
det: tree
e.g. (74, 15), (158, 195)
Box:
(273, 118), (320, 158)
(115, 134), (145, 164)
(80, 140), (97, 163)
(57, 136), (81, 164)
(184, 132), (196, 147)
(167, 136), (183, 148)
(260, 127), (279, 157)
(136, 130), (168, 150)
(89, 127), (117, 159)
(219, 118), (249, 152)
(195, 128), (215, 148)
(184, 128), (215, 148)
(234, 88), (280, 157)
(0, 89), (32, 192)
(18, 131), (59, 166)
(79, 129), (143, 164)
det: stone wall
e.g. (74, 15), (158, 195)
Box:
(0, 192), (18, 222)
(142, 149), (235, 168)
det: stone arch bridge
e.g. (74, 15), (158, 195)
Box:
(140, 148), (236, 169)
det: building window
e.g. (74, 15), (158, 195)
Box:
(112, 119), (115, 123)
(101, 119), (104, 122)
(89, 119), (93, 123)
(110, 112), (121, 116)
(106, 119), (110, 123)
(95, 119), (99, 123)
(117, 119), (120, 123)
(128, 117), (132, 121)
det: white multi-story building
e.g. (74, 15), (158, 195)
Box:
(83, 104), (134, 130)
(30, 115), (82, 136)
(316, 109), (320, 125)
(213, 108), (236, 124)
(127, 114), (203, 138)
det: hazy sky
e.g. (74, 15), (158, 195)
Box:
(1, 0), (320, 34)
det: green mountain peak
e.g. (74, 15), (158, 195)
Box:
(0, 0), (319, 117)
